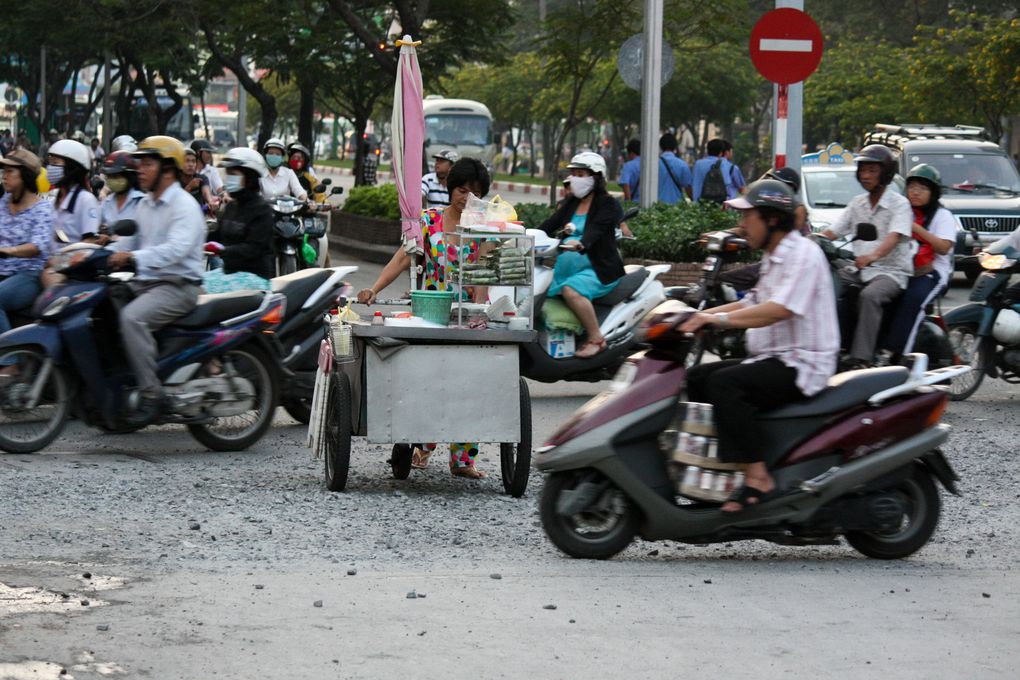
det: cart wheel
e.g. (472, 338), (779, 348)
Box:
(500, 378), (532, 498)
(389, 444), (413, 480)
(324, 372), (352, 492)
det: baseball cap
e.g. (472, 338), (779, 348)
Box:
(433, 149), (460, 162)
(0, 148), (42, 175)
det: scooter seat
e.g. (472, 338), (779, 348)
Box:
(172, 291), (267, 328)
(759, 366), (910, 419)
(594, 269), (648, 307)
(271, 268), (334, 316)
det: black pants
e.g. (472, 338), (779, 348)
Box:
(686, 358), (806, 464)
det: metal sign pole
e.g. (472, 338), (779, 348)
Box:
(775, 0), (804, 172)
(638, 0), (663, 209)
(102, 52), (112, 151)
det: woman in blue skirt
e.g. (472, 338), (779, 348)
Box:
(540, 152), (625, 357)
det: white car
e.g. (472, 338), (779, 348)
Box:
(800, 164), (865, 232)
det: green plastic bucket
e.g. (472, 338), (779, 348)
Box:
(410, 290), (454, 326)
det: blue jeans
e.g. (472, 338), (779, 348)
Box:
(0, 270), (42, 334)
(881, 272), (942, 355)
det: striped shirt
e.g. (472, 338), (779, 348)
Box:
(741, 230), (839, 396)
(827, 188), (913, 288)
(421, 172), (450, 209)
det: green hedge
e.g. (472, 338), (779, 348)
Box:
(512, 200), (744, 263)
(341, 183), (401, 220)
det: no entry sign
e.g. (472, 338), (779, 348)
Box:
(750, 8), (823, 85)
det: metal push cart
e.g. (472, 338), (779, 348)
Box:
(313, 231), (537, 497)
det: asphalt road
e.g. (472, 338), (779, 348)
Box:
(0, 258), (1017, 679)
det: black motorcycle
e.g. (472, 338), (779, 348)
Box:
(271, 181), (343, 275)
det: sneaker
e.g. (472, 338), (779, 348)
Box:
(125, 392), (168, 428)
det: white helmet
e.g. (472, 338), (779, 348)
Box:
(219, 147), (268, 178)
(47, 139), (91, 169)
(111, 135), (137, 152)
(263, 137), (286, 153)
(566, 151), (607, 176)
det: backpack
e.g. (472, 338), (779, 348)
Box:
(700, 159), (728, 204)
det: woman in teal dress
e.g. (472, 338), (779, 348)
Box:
(540, 152), (626, 357)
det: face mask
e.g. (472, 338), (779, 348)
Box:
(289, 156), (305, 171)
(266, 155), (284, 169)
(46, 164), (64, 186)
(224, 175), (245, 194)
(569, 175), (595, 199)
(106, 176), (129, 194)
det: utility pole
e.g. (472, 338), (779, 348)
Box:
(237, 56), (247, 148)
(773, 0), (804, 172)
(102, 52), (112, 151)
(638, 0), (663, 209)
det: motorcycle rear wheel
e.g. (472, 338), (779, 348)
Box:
(539, 469), (639, 559)
(188, 346), (278, 451)
(0, 348), (70, 454)
(845, 463), (940, 560)
(946, 324), (988, 401)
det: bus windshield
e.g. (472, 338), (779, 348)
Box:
(425, 114), (491, 147)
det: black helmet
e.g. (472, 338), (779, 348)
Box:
(287, 142), (311, 159)
(854, 144), (898, 186)
(725, 179), (796, 215)
(763, 166), (801, 193)
(103, 150), (139, 175)
(190, 139), (214, 152)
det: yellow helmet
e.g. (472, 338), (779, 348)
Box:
(134, 135), (186, 172)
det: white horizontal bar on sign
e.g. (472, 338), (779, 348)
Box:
(759, 39), (813, 52)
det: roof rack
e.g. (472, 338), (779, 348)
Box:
(866, 124), (989, 148)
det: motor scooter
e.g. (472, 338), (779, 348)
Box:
(517, 208), (671, 382)
(535, 300), (969, 560)
(271, 181), (343, 275)
(0, 226), (287, 453)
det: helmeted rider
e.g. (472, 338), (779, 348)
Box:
(46, 139), (101, 243)
(181, 147), (216, 209)
(286, 142), (323, 202)
(260, 138), (307, 201)
(681, 179), (839, 512)
(203, 148), (275, 293)
(111, 135), (138, 153)
(99, 151), (146, 234)
(190, 139), (223, 196)
(106, 135), (205, 426)
(876, 163), (955, 361)
(820, 144), (913, 370)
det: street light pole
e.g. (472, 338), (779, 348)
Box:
(638, 0), (663, 209)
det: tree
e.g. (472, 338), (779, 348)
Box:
(907, 12), (1020, 142)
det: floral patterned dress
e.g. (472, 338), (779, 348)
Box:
(416, 208), (482, 471)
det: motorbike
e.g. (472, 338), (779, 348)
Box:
(0, 226), (287, 454)
(943, 244), (1020, 401)
(271, 180), (343, 275)
(267, 266), (358, 423)
(517, 208), (671, 383)
(535, 299), (970, 560)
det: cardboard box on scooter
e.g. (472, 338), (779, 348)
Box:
(543, 329), (576, 359)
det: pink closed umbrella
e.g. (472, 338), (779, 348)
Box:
(391, 35), (425, 289)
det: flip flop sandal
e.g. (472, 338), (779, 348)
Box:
(721, 485), (770, 512)
(450, 465), (487, 479)
(411, 446), (432, 470)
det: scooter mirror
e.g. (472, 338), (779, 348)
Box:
(621, 207), (640, 222)
(854, 223), (878, 242)
(313, 184), (326, 193)
(112, 219), (138, 237)
(322, 178), (333, 186)
(330, 187), (344, 195)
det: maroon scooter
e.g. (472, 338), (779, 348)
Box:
(535, 300), (969, 560)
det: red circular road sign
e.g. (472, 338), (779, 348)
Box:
(750, 8), (823, 85)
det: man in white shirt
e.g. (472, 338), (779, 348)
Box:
(107, 136), (205, 426)
(421, 149), (459, 209)
(259, 137), (307, 201)
(821, 145), (913, 368)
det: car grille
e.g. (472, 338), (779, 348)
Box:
(959, 215), (1020, 234)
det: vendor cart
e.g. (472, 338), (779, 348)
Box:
(314, 324), (535, 497)
(309, 231), (538, 498)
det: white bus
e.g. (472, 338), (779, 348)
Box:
(423, 96), (495, 170)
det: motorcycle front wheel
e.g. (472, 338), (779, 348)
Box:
(188, 346), (278, 451)
(0, 348), (70, 453)
(946, 324), (988, 401)
(539, 469), (639, 559)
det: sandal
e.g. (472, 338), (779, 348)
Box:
(721, 485), (770, 512)
(450, 465), (487, 479)
(411, 446), (432, 469)
(575, 338), (607, 359)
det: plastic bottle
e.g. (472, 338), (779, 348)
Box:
(372, 311), (384, 326)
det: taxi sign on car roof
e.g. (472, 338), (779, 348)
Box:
(802, 142), (855, 165)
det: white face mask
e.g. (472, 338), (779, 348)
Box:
(224, 175), (245, 194)
(569, 175), (595, 199)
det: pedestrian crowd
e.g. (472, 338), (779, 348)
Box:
(618, 134), (746, 205)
